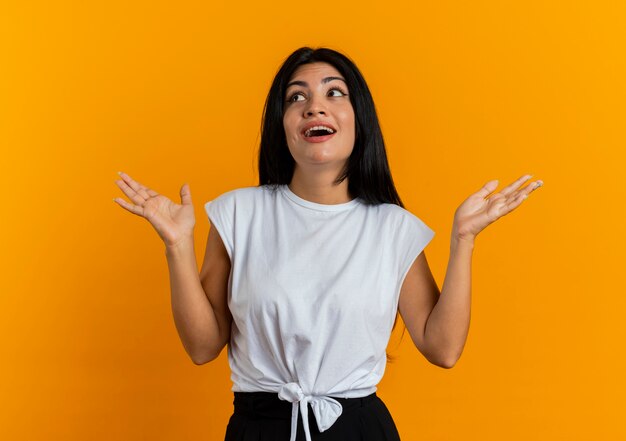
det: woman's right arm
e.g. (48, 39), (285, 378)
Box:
(113, 171), (231, 365)
(166, 223), (232, 365)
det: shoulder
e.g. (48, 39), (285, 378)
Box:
(375, 202), (428, 224)
(204, 185), (269, 210)
(375, 203), (435, 239)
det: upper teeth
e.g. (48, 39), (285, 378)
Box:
(305, 125), (335, 136)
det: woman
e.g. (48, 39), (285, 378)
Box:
(113, 47), (543, 440)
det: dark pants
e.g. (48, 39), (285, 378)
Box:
(224, 391), (402, 441)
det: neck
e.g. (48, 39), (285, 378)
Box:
(288, 167), (353, 205)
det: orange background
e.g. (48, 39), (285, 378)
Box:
(1, 1), (624, 439)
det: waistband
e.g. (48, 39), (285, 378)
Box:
(233, 391), (377, 418)
(232, 390), (378, 441)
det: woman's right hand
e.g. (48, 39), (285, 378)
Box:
(113, 171), (196, 248)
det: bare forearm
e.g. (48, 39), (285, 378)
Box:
(165, 236), (221, 364)
(424, 236), (474, 367)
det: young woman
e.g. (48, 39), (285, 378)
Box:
(114, 47), (543, 441)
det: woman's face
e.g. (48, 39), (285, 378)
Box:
(282, 62), (355, 171)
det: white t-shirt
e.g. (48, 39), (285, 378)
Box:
(204, 184), (434, 441)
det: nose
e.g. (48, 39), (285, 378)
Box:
(303, 94), (327, 117)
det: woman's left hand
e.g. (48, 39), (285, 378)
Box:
(452, 174), (543, 242)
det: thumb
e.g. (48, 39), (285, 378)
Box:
(180, 183), (193, 205)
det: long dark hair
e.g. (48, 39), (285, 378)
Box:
(258, 46), (406, 208)
(257, 47), (409, 360)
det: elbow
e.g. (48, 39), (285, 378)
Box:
(191, 355), (208, 365)
(191, 352), (217, 365)
(190, 347), (222, 365)
(430, 353), (459, 369)
(190, 337), (229, 365)
(438, 358), (457, 369)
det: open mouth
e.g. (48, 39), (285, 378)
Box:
(304, 126), (336, 137)
(302, 125), (337, 142)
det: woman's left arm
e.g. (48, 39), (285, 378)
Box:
(420, 235), (474, 368)
(400, 174), (543, 368)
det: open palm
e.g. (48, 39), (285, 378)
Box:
(453, 174), (543, 241)
(113, 172), (195, 247)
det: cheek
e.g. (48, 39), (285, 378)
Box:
(283, 117), (299, 144)
(283, 112), (295, 131)
(340, 111), (355, 136)
(282, 117), (291, 135)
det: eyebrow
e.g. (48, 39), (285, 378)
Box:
(285, 76), (347, 89)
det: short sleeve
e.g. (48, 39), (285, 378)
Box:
(204, 195), (234, 261)
(397, 210), (435, 287)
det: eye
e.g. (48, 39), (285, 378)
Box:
(328, 87), (348, 97)
(287, 92), (304, 103)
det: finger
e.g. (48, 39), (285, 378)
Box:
(500, 174), (533, 197)
(117, 171), (153, 199)
(115, 178), (147, 206)
(508, 179), (543, 208)
(511, 178), (544, 201)
(502, 193), (525, 214)
(117, 172), (157, 199)
(113, 197), (144, 217)
(475, 179), (500, 199)
(180, 183), (193, 206)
